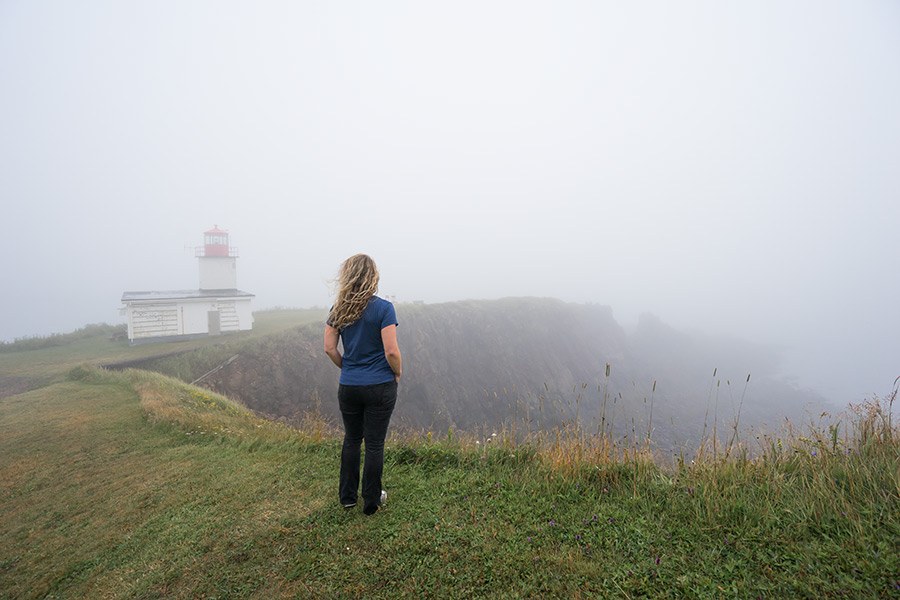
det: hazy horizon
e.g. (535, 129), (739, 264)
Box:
(2, 1), (898, 404)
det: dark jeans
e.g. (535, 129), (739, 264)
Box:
(338, 380), (397, 512)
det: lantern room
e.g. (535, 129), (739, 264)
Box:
(197, 226), (236, 258)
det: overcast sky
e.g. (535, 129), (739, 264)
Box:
(1, 1), (898, 403)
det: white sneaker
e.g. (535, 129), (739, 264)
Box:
(380, 490), (387, 505)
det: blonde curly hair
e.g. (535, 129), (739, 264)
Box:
(328, 254), (380, 330)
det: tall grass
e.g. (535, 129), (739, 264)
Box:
(119, 357), (898, 503)
(389, 371), (898, 503)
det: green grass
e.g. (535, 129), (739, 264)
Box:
(1, 365), (897, 598)
(0, 309), (326, 398)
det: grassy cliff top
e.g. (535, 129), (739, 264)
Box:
(0, 308), (326, 398)
(1, 364), (897, 598)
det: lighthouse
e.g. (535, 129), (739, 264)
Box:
(121, 226), (254, 343)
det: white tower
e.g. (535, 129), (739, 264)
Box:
(197, 225), (237, 290)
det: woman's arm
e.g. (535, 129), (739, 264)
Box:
(381, 324), (402, 382)
(323, 325), (342, 369)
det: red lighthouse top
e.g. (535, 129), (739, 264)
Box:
(197, 225), (237, 257)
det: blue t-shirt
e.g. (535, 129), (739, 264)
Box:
(331, 296), (398, 386)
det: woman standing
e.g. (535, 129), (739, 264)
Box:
(324, 254), (402, 515)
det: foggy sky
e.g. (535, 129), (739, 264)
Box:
(1, 1), (898, 404)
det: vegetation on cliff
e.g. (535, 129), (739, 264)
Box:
(115, 299), (828, 454)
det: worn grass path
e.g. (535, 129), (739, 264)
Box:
(1, 369), (897, 598)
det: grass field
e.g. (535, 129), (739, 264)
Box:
(1, 355), (898, 598)
(0, 309), (326, 398)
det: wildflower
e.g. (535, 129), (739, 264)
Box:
(576, 534), (582, 541)
(655, 556), (660, 565)
(548, 519), (556, 527)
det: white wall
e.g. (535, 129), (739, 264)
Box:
(198, 257), (236, 290)
(125, 296), (253, 341)
(233, 298), (253, 331)
(126, 303), (178, 340)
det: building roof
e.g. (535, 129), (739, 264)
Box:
(121, 289), (255, 302)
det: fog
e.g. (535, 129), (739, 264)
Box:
(1, 1), (898, 404)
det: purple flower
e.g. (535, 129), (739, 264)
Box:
(576, 534), (582, 541)
(655, 556), (661, 565)
(548, 519), (556, 527)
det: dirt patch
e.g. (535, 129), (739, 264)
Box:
(101, 349), (195, 371)
(0, 376), (44, 399)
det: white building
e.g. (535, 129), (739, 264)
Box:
(121, 226), (254, 343)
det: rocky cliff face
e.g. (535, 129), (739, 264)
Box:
(201, 297), (631, 432)
(128, 297), (827, 449)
